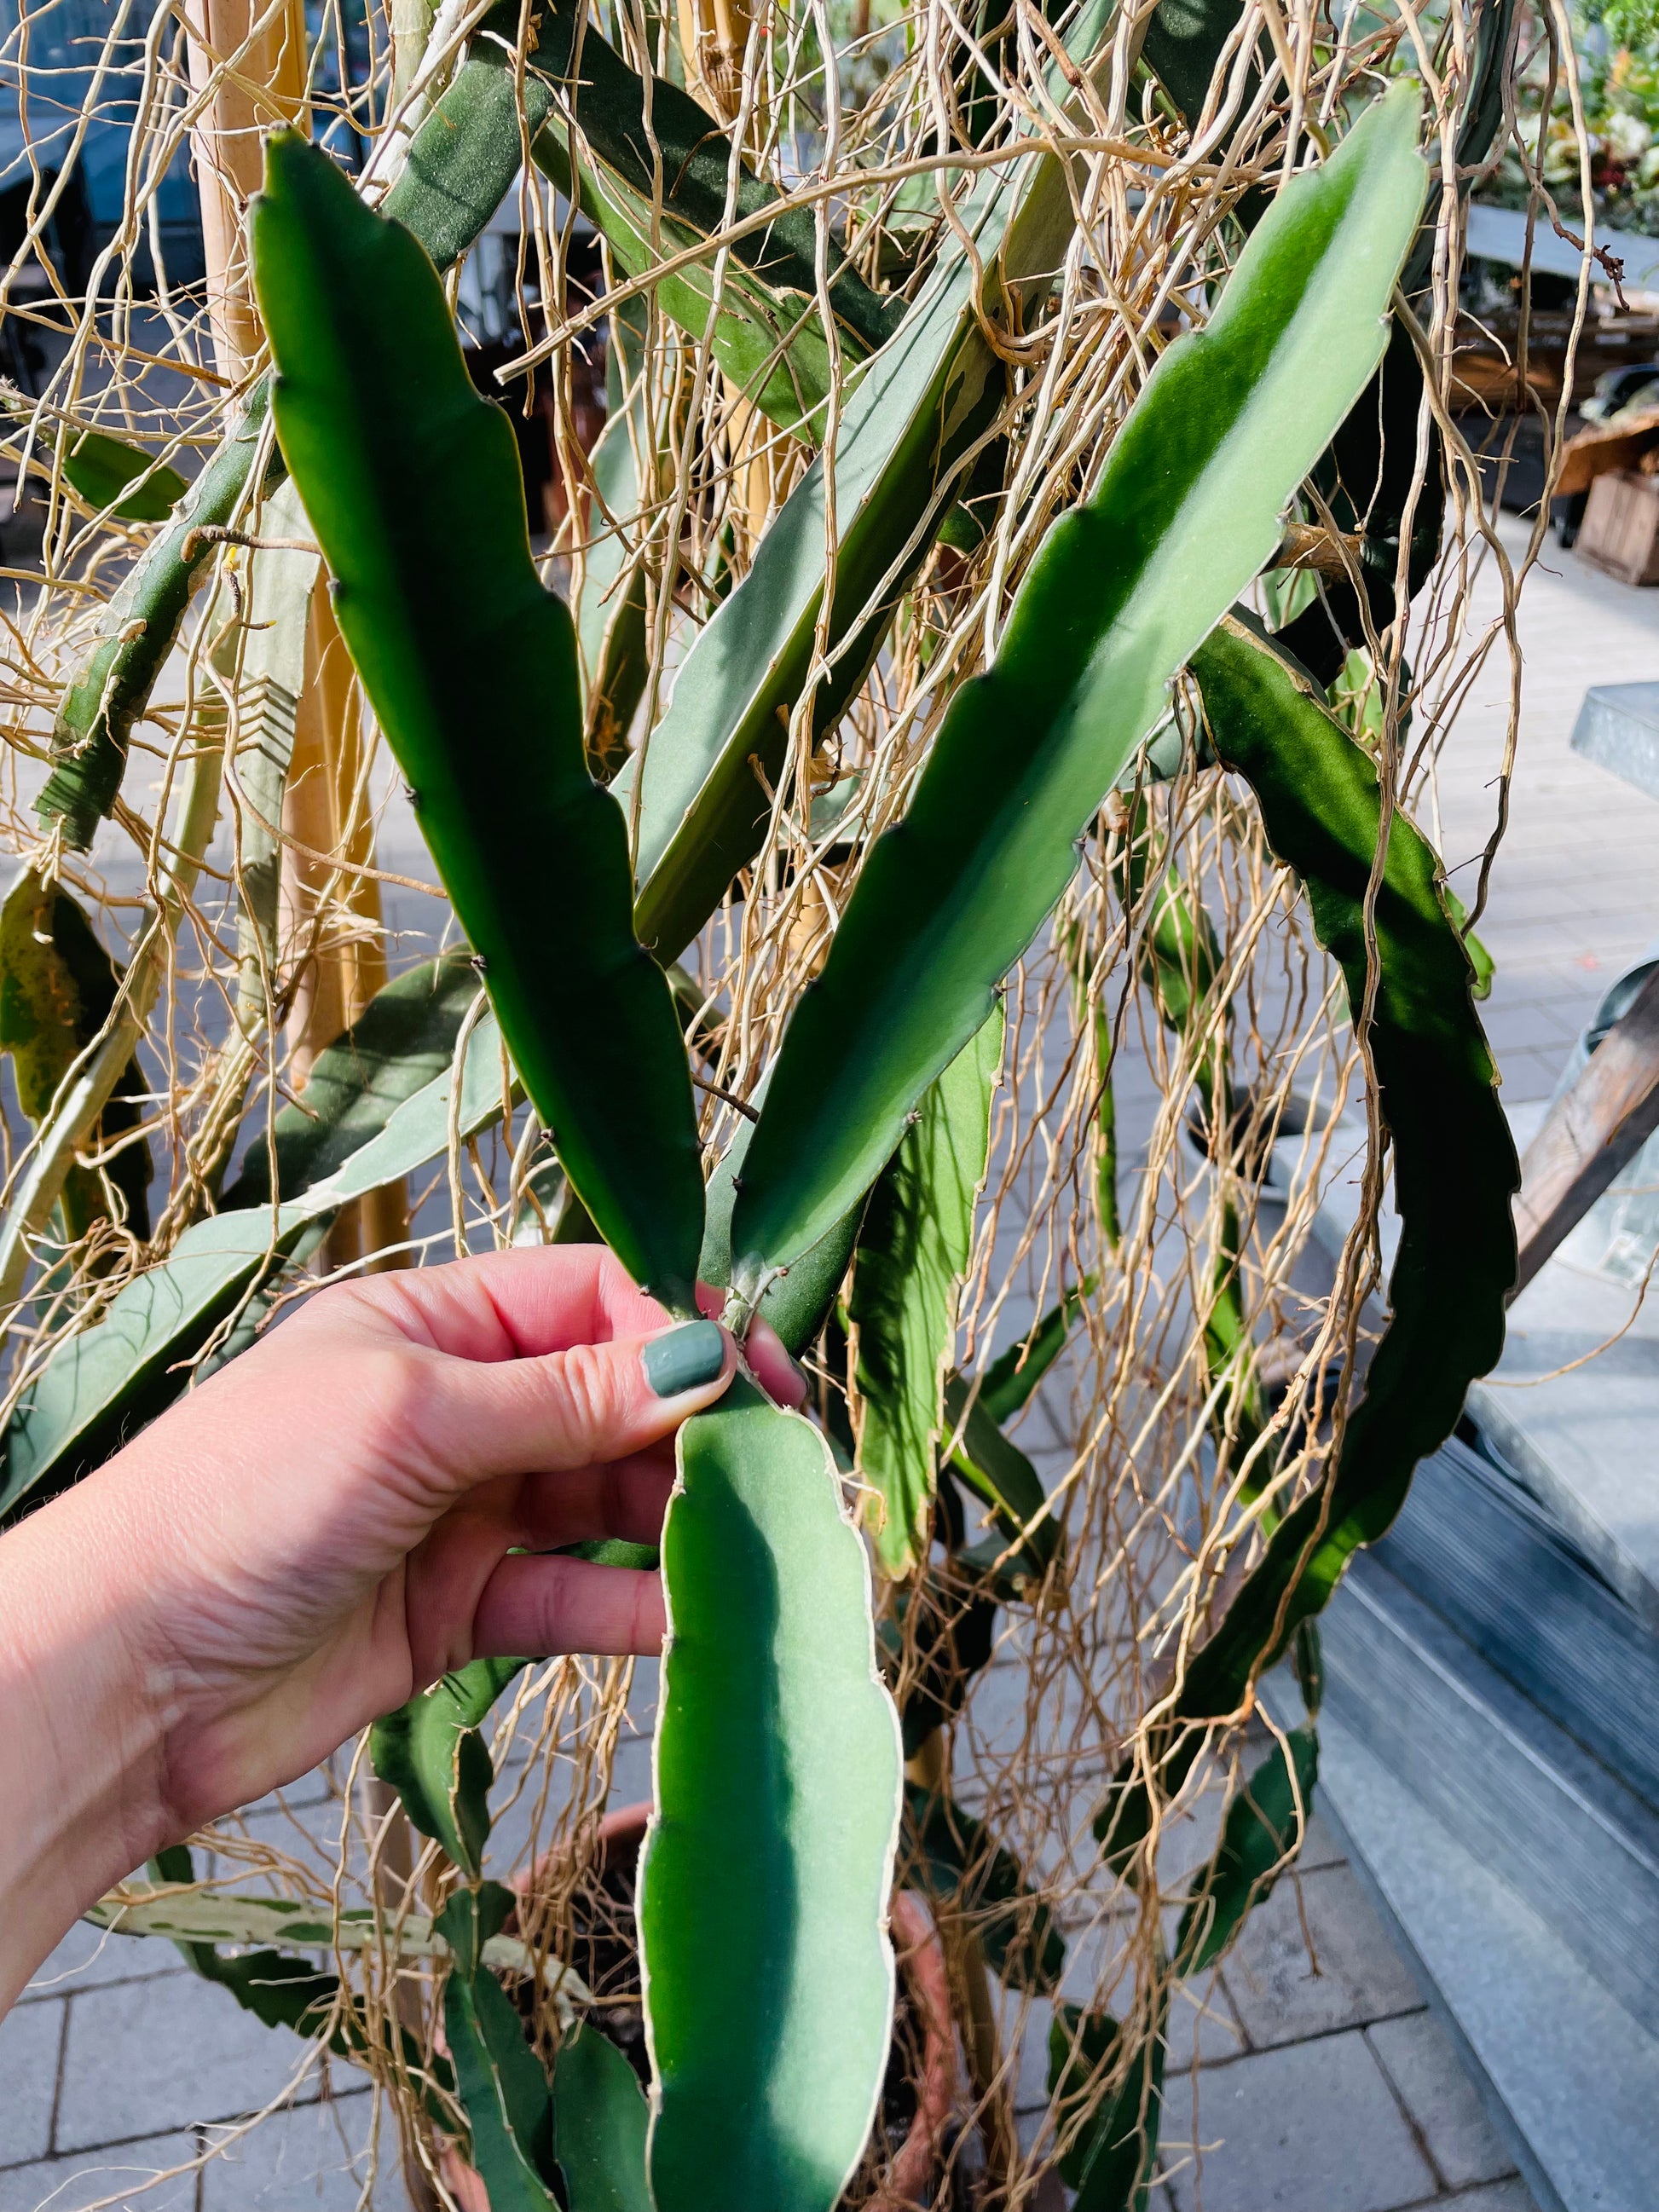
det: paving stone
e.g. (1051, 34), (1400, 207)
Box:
(608, 1730), (655, 1809)
(1441, 2180), (1543, 2210)
(0, 2132), (199, 2211)
(1298, 1812), (1348, 1875)
(1366, 2012), (1517, 2191)
(1217, 1863), (1425, 2050)
(24, 1925), (187, 2002)
(199, 2090), (402, 2209)
(1165, 1972), (1247, 2073)
(1479, 1000), (1584, 1054)
(0, 1998), (62, 2166)
(55, 1971), (318, 2153)
(1163, 2032), (1437, 2212)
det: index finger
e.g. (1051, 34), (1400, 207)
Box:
(314, 1245), (670, 1365)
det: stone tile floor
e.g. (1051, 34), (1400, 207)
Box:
(9, 510), (1657, 2208)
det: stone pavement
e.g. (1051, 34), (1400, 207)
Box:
(7, 508), (1653, 2209)
(1431, 517), (1659, 1106)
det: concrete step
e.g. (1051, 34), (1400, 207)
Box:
(1319, 1553), (1659, 2042)
(1375, 1433), (1659, 1816)
(1297, 1698), (1659, 2212)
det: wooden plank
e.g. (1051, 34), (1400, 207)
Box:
(1512, 966), (1659, 1295)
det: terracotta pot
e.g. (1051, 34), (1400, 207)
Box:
(442, 1804), (961, 2209)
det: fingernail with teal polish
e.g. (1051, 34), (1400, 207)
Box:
(642, 1319), (727, 1399)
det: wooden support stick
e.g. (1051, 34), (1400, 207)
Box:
(184, 0), (309, 380)
(1512, 966), (1659, 1297)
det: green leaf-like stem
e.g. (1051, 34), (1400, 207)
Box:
(553, 2025), (653, 2212)
(370, 1655), (528, 1878)
(639, 1377), (902, 2212)
(2, 988), (506, 1522)
(850, 1008), (1003, 1577)
(252, 133), (703, 1308)
(1095, 614), (1516, 1862)
(1175, 1724), (1318, 1974)
(730, 86), (1428, 1284)
(436, 1885), (558, 2210)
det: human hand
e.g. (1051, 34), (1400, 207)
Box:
(0, 1245), (800, 2008)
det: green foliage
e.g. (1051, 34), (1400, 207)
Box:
(224, 951), (481, 1209)
(942, 1374), (1060, 1573)
(620, 0), (1119, 962)
(536, 0), (897, 355)
(14, 416), (188, 523)
(436, 1885), (558, 2209)
(981, 1279), (1095, 1424)
(529, 0), (897, 435)
(35, 387), (274, 849)
(252, 131), (704, 1309)
(621, 234), (1005, 961)
(639, 1377), (902, 2212)
(1, 973), (505, 1523)
(728, 87), (1427, 1286)
(903, 1783), (1066, 1992)
(370, 1657), (528, 1879)
(697, 1089), (868, 1356)
(851, 1008), (1003, 1576)
(1176, 1726), (1319, 1973)
(1142, 0), (1259, 123)
(1097, 613), (1516, 1863)
(0, 869), (151, 1242)
(552, 2025), (652, 2212)
(1047, 1996), (1169, 2210)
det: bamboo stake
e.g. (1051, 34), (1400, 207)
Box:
(183, 0), (309, 381)
(673, 0), (785, 548)
(279, 588), (408, 1272)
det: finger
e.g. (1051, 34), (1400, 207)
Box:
(472, 1554), (666, 1657)
(418, 1316), (737, 1490)
(301, 1246), (672, 1365)
(744, 1315), (809, 1409)
(512, 1447), (676, 1551)
(694, 1285), (806, 1409)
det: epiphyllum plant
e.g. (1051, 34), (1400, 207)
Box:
(0, 0), (1526, 2200)
(249, 88), (1429, 2209)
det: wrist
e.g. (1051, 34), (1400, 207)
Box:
(0, 1476), (172, 2009)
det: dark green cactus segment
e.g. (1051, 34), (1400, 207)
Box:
(437, 1884), (559, 2209)
(369, 1655), (529, 1879)
(552, 2025), (652, 2211)
(980, 1278), (1094, 1424)
(728, 86), (1426, 1285)
(902, 1783), (1066, 1993)
(1047, 1995), (1168, 2209)
(1175, 1724), (1318, 1973)
(1275, 0), (1515, 686)
(535, 0), (900, 354)
(1142, 0), (1260, 124)
(252, 132), (704, 1308)
(380, 8), (555, 270)
(37, 384), (275, 849)
(1096, 613), (1516, 1864)
(1271, 317), (1445, 688)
